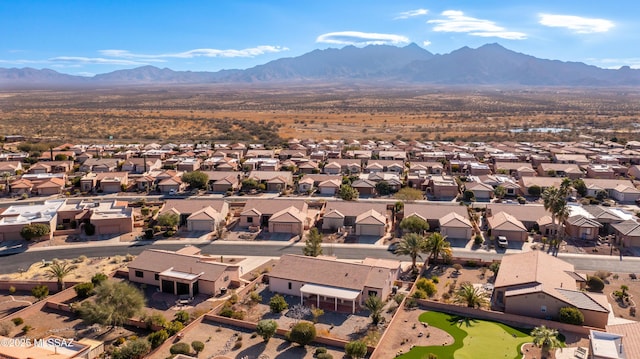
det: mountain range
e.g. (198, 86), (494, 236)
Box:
(2, 43), (639, 88)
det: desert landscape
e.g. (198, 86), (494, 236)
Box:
(1, 85), (640, 144)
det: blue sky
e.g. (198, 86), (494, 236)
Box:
(1, 1), (636, 76)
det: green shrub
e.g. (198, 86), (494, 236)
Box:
(412, 289), (428, 299)
(587, 276), (605, 292)
(559, 307), (584, 325)
(90, 273), (108, 286)
(8, 286), (16, 294)
(415, 278), (437, 297)
(31, 285), (49, 300)
(289, 321), (316, 347)
(74, 282), (95, 298)
(84, 223), (95, 236)
(174, 310), (190, 324)
(269, 294), (288, 314)
(256, 319), (278, 342)
(21, 325), (32, 334)
(11, 317), (23, 326)
(315, 347), (328, 355)
(164, 320), (184, 336)
(147, 329), (168, 349)
(317, 353), (334, 359)
(345, 340), (368, 358)
(191, 340), (205, 354)
(169, 342), (191, 355)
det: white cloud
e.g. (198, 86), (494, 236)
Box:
(316, 31), (410, 45)
(422, 40), (432, 47)
(428, 10), (527, 40)
(394, 9), (428, 20)
(588, 57), (640, 69)
(48, 56), (149, 65)
(539, 14), (614, 34)
(99, 45), (289, 59)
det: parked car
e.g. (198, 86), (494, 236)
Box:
(497, 236), (509, 248)
(387, 242), (399, 252)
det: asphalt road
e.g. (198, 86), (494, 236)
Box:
(1, 241), (639, 275)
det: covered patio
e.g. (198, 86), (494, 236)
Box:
(158, 268), (202, 297)
(300, 283), (360, 314)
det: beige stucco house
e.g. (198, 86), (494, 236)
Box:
(492, 251), (609, 328)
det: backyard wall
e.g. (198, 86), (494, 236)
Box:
(0, 280), (82, 293)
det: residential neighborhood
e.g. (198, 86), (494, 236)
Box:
(1, 137), (640, 358)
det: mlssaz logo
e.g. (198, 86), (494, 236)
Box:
(34, 338), (75, 348)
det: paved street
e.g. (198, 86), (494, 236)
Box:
(1, 239), (639, 275)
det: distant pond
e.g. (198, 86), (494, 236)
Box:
(508, 127), (570, 133)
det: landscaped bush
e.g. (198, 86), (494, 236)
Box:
(0, 321), (12, 336)
(169, 342), (191, 355)
(256, 319), (278, 342)
(594, 270), (612, 281)
(288, 321), (316, 347)
(317, 353), (334, 359)
(74, 282), (95, 298)
(11, 317), (23, 326)
(91, 273), (108, 286)
(412, 290), (428, 299)
(315, 347), (328, 355)
(164, 320), (184, 336)
(147, 329), (168, 349)
(587, 276), (605, 292)
(558, 307), (584, 325)
(191, 341), (205, 355)
(31, 285), (49, 300)
(345, 340), (368, 358)
(84, 223), (95, 236)
(416, 278), (437, 297)
(269, 294), (288, 314)
(8, 286), (15, 294)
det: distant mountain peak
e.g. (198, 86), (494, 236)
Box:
(1, 43), (639, 88)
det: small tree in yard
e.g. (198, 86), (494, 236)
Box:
(256, 319), (278, 342)
(345, 340), (368, 358)
(182, 170), (209, 190)
(157, 212), (179, 230)
(559, 307), (584, 325)
(302, 227), (323, 257)
(587, 276), (605, 292)
(399, 216), (429, 234)
(112, 338), (151, 359)
(338, 184), (359, 201)
(269, 294), (288, 314)
(415, 278), (437, 297)
(20, 223), (50, 240)
(78, 280), (145, 328)
(147, 329), (169, 349)
(288, 321), (316, 347)
(365, 295), (384, 325)
(532, 325), (562, 358)
(46, 261), (76, 291)
(454, 283), (488, 308)
(74, 282), (95, 298)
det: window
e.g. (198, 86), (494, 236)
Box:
(288, 282), (292, 290)
(154, 274), (159, 280)
(368, 290), (378, 297)
(224, 275), (229, 282)
(135, 270), (143, 278)
(247, 217), (253, 223)
(541, 305), (547, 313)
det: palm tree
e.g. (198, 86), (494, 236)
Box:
(425, 232), (452, 264)
(394, 232), (427, 271)
(364, 295), (384, 325)
(453, 283), (488, 308)
(531, 325), (562, 357)
(542, 186), (570, 243)
(46, 262), (77, 291)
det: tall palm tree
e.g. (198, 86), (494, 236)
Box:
(46, 262), (77, 291)
(394, 233), (427, 271)
(542, 186), (570, 242)
(425, 232), (452, 264)
(453, 283), (488, 308)
(531, 325), (562, 357)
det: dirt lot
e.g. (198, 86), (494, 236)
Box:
(0, 256), (130, 282)
(601, 272), (640, 319)
(423, 263), (495, 307)
(149, 319), (346, 359)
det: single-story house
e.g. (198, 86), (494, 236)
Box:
(492, 251), (609, 328)
(486, 211), (528, 242)
(268, 254), (400, 313)
(127, 247), (240, 297)
(439, 212), (473, 240)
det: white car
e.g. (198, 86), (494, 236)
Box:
(497, 236), (509, 248)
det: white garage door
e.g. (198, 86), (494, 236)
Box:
(444, 228), (468, 239)
(272, 223), (297, 234)
(190, 220), (213, 232)
(358, 224), (382, 236)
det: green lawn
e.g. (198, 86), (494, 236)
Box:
(398, 311), (533, 359)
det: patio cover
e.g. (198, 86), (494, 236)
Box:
(300, 284), (360, 313)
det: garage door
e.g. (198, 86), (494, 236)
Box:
(444, 227), (468, 239)
(190, 220), (213, 232)
(358, 224), (382, 236)
(272, 223), (297, 234)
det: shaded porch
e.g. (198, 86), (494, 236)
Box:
(300, 283), (360, 314)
